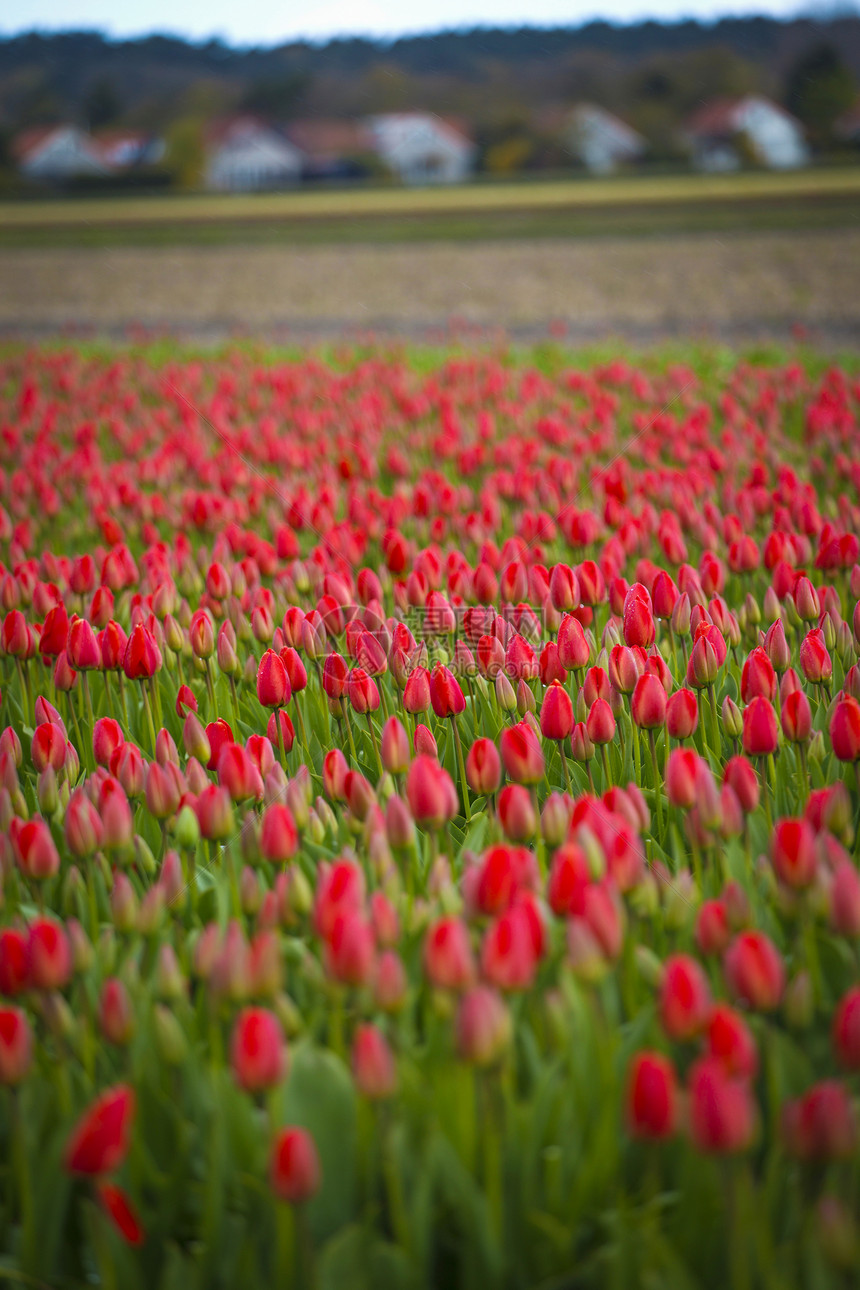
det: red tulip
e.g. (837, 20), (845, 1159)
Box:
(324, 911), (375, 986)
(783, 1081), (856, 1162)
(622, 587), (655, 648)
(741, 696), (779, 757)
(230, 1007), (287, 1092)
(771, 817), (817, 888)
(659, 954), (712, 1042)
(0, 1007), (32, 1084)
(536, 680), (570, 743)
(557, 614), (590, 671)
(586, 698), (615, 746)
(497, 784), (537, 841)
(799, 629), (832, 685)
(423, 917), (475, 991)
(256, 649), (289, 708)
(456, 986), (512, 1066)
(665, 688), (698, 739)
(123, 624), (162, 680)
(259, 803), (298, 864)
(626, 1051), (678, 1140)
(352, 1024), (397, 1099)
(630, 672), (667, 729)
(830, 696), (860, 762)
(270, 1127), (321, 1204)
(723, 930), (785, 1012)
(833, 987), (860, 1069)
(687, 1056), (756, 1153)
(380, 716), (409, 775)
(695, 899), (730, 957)
(0, 929), (29, 996)
(429, 664), (465, 718)
(92, 716), (124, 767)
(706, 1004), (758, 1079)
(65, 1085), (135, 1175)
(781, 689), (812, 743)
(13, 818), (60, 881)
(465, 737), (501, 795)
(406, 754), (458, 828)
(480, 907), (538, 992)
(347, 667), (379, 714)
(95, 1181), (144, 1246)
(266, 709), (296, 756)
(67, 617), (101, 671)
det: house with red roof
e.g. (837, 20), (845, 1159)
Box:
(204, 116), (304, 191)
(684, 96), (809, 171)
(284, 119), (377, 180)
(566, 103), (645, 173)
(366, 113), (475, 185)
(13, 124), (108, 181)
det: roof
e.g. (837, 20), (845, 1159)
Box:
(284, 119), (375, 159)
(569, 102), (645, 146)
(12, 124), (65, 161)
(368, 112), (474, 149)
(835, 99), (860, 139)
(91, 130), (154, 164)
(205, 115), (284, 147)
(685, 96), (802, 139)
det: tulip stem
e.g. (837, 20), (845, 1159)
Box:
(759, 759), (773, 834)
(11, 1089), (35, 1273)
(366, 714), (383, 780)
(274, 706), (288, 772)
(81, 672), (96, 768)
(88, 858), (100, 941)
(797, 742), (811, 802)
(205, 660), (216, 713)
(141, 680), (158, 756)
(276, 1201), (296, 1287)
(648, 730), (664, 840)
(117, 672), (131, 734)
(342, 704), (358, 765)
(14, 658), (32, 725)
(560, 744), (573, 796)
(451, 717), (472, 822)
(601, 744), (611, 790)
(229, 674), (240, 726)
(294, 699), (312, 768)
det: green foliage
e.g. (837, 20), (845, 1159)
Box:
(163, 115), (206, 189)
(785, 44), (857, 145)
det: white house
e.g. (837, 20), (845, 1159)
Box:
(366, 113), (475, 185)
(93, 131), (166, 170)
(13, 125), (108, 181)
(567, 103), (645, 173)
(205, 117), (304, 192)
(685, 97), (809, 171)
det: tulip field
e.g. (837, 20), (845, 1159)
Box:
(2, 341), (860, 1288)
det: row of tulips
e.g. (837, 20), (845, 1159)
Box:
(0, 345), (859, 1288)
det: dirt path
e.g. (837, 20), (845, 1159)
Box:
(1, 229), (858, 342)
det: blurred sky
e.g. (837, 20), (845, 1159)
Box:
(2, 1), (821, 46)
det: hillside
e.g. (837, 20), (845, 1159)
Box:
(1, 15), (859, 146)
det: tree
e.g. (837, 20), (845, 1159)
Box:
(786, 44), (856, 145)
(84, 78), (121, 130)
(164, 115), (205, 188)
(239, 74), (308, 120)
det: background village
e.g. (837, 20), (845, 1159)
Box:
(4, 17), (860, 191)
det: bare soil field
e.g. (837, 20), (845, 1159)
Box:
(1, 228), (859, 343)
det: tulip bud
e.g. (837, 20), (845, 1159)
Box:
(230, 1007), (287, 1091)
(456, 986), (512, 1066)
(270, 1126), (321, 1205)
(0, 1006), (32, 1084)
